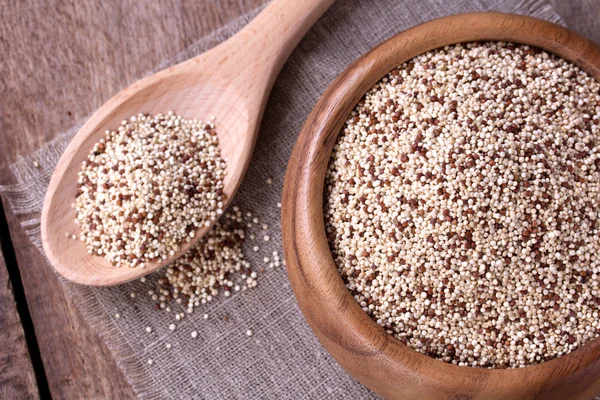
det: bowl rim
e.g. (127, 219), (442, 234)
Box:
(282, 11), (600, 399)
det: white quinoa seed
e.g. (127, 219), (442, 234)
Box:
(246, 329), (253, 337)
(324, 42), (600, 369)
(191, 330), (198, 338)
(74, 112), (226, 267)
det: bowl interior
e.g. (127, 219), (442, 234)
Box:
(282, 12), (600, 400)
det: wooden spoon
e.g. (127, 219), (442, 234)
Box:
(41, 0), (335, 286)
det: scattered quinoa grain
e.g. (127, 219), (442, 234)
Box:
(158, 209), (255, 312)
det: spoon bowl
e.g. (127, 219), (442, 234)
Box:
(42, 0), (334, 286)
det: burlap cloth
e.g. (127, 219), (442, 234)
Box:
(0, 0), (568, 398)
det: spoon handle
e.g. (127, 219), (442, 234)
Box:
(229, 0), (336, 91)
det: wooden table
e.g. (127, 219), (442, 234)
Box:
(0, 0), (597, 398)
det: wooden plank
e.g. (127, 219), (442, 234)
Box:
(0, 0), (269, 171)
(0, 245), (39, 399)
(2, 205), (136, 399)
(0, 0), (267, 397)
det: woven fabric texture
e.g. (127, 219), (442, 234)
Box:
(0, 0), (566, 398)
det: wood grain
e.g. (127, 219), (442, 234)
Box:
(41, 0), (335, 286)
(0, 0), (268, 171)
(0, 0), (267, 397)
(549, 0), (600, 44)
(3, 206), (137, 400)
(282, 12), (600, 400)
(0, 246), (39, 400)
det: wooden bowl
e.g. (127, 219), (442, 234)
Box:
(282, 12), (600, 400)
